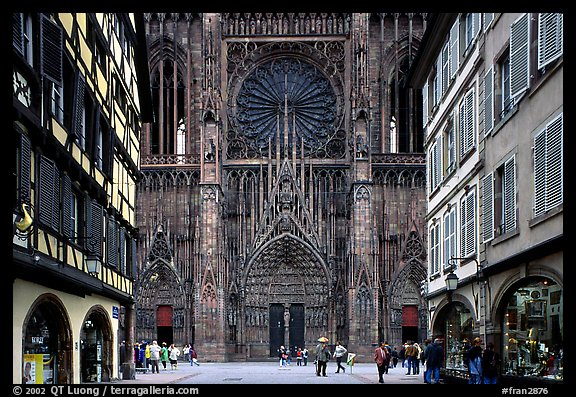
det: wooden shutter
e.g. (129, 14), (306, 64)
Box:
(73, 72), (86, 138)
(119, 227), (126, 274)
(442, 42), (449, 95)
(19, 133), (31, 205)
(465, 89), (475, 153)
(466, 191), (476, 256)
(503, 155), (516, 233)
(62, 173), (73, 239)
(87, 199), (103, 256)
(482, 173), (494, 242)
(533, 130), (547, 217)
(422, 81), (428, 128)
(510, 13), (530, 100)
(443, 212), (450, 268)
(13, 13), (24, 55)
(484, 67), (494, 135)
(39, 14), (63, 85)
(538, 13), (563, 70)
(449, 20), (459, 79)
(38, 156), (59, 231)
(484, 13), (494, 31)
(107, 218), (119, 268)
(546, 114), (563, 210)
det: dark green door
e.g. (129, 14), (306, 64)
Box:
(269, 304), (284, 357)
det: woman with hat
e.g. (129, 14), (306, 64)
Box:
(315, 337), (331, 377)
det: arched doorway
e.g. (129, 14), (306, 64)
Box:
(80, 307), (113, 382)
(242, 233), (330, 358)
(22, 295), (72, 384)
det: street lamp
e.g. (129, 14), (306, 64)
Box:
(445, 272), (459, 292)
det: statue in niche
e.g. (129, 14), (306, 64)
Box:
(355, 134), (368, 158)
(204, 138), (216, 161)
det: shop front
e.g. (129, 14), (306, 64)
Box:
(500, 276), (563, 383)
(432, 299), (475, 382)
(22, 296), (72, 384)
(80, 307), (113, 382)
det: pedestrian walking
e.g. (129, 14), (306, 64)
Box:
(391, 347), (399, 368)
(383, 342), (392, 374)
(160, 342), (169, 370)
(296, 347), (303, 366)
(145, 342), (151, 370)
(413, 342), (422, 375)
(302, 347), (309, 366)
(374, 341), (391, 383)
(169, 343), (180, 370)
(423, 338), (444, 384)
(467, 337), (483, 384)
(278, 345), (288, 367)
(399, 344), (406, 368)
(333, 341), (347, 373)
(183, 344), (190, 362)
(190, 346), (200, 366)
(482, 342), (500, 384)
(149, 340), (161, 374)
(405, 341), (416, 374)
(315, 337), (331, 377)
(421, 339), (431, 383)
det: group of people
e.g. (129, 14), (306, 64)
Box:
(314, 340), (348, 376)
(278, 346), (310, 367)
(464, 337), (500, 384)
(134, 341), (200, 373)
(374, 339), (444, 384)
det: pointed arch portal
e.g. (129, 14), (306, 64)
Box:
(242, 233), (330, 356)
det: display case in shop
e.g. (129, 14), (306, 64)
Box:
(503, 279), (562, 381)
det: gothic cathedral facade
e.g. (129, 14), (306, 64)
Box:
(135, 13), (429, 361)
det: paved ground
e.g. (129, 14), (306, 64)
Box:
(113, 361), (427, 385)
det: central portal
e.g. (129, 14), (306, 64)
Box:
(269, 303), (305, 357)
(243, 233), (330, 359)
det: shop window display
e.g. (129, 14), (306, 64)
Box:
(503, 278), (562, 381)
(444, 302), (474, 374)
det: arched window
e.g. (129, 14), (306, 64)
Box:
(150, 59), (185, 155)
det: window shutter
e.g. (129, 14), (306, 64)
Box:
(19, 133), (32, 205)
(533, 130), (547, 217)
(442, 42), (449, 95)
(434, 225), (440, 274)
(431, 141), (439, 190)
(40, 14), (63, 85)
(465, 89), (475, 153)
(422, 81), (428, 128)
(131, 238), (137, 278)
(119, 227), (126, 274)
(503, 155), (516, 233)
(449, 209), (456, 263)
(436, 54), (443, 100)
(38, 156), (58, 231)
(459, 99), (466, 159)
(484, 67), (494, 135)
(546, 114), (563, 210)
(87, 199), (103, 256)
(484, 13), (494, 31)
(107, 218), (119, 268)
(62, 173), (73, 239)
(13, 13), (24, 55)
(460, 197), (467, 257)
(482, 173), (494, 242)
(510, 13), (530, 100)
(449, 20), (459, 79)
(436, 136), (442, 185)
(473, 13), (481, 39)
(538, 13), (563, 70)
(465, 191), (476, 256)
(73, 72), (86, 138)
(443, 213), (450, 268)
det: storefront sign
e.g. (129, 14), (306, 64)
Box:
(112, 306), (119, 319)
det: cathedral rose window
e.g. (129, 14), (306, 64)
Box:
(235, 57), (338, 152)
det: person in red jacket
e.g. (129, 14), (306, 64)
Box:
(374, 341), (391, 383)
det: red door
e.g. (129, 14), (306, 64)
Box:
(402, 305), (418, 327)
(156, 305), (173, 327)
